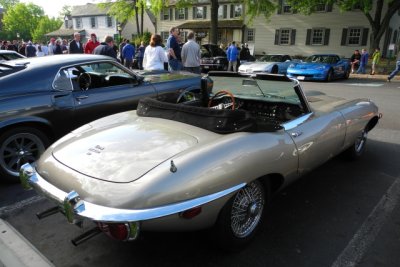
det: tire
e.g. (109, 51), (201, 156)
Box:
(271, 65), (278, 74)
(214, 179), (267, 251)
(0, 127), (49, 183)
(344, 69), (350, 79)
(222, 64), (228, 71)
(344, 128), (367, 160)
(326, 69), (333, 82)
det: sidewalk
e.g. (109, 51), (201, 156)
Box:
(350, 73), (400, 81)
(0, 219), (54, 267)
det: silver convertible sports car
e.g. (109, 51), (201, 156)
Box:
(21, 72), (381, 250)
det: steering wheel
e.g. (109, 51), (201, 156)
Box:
(176, 90), (197, 103)
(208, 90), (235, 110)
(78, 73), (91, 91)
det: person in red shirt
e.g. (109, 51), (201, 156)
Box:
(84, 33), (100, 54)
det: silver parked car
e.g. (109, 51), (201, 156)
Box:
(21, 72), (381, 250)
(238, 54), (293, 74)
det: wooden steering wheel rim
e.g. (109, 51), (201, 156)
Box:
(208, 90), (235, 110)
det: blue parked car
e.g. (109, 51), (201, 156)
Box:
(286, 54), (350, 82)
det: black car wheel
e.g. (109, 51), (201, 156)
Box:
(326, 69), (334, 82)
(215, 179), (267, 251)
(0, 127), (49, 183)
(271, 65), (279, 74)
(344, 128), (368, 160)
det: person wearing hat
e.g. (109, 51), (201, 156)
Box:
(48, 38), (56, 55)
(85, 33), (100, 54)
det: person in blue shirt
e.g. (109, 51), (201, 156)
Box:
(122, 40), (135, 69)
(356, 48), (369, 74)
(226, 41), (239, 72)
(166, 27), (183, 71)
(136, 41), (145, 70)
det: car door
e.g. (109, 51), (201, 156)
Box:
(331, 55), (345, 77)
(62, 62), (157, 127)
(283, 111), (346, 176)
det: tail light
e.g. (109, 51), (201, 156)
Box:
(97, 222), (140, 241)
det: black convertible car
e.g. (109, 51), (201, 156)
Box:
(0, 55), (204, 182)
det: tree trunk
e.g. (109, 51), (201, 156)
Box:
(140, 1), (144, 36)
(210, 0), (219, 45)
(133, 0), (140, 36)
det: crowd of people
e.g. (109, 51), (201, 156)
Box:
(350, 47), (381, 75)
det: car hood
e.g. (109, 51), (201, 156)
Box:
(291, 62), (329, 70)
(52, 116), (199, 183)
(239, 62), (274, 70)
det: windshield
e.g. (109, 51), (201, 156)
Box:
(210, 75), (301, 105)
(304, 55), (339, 64)
(257, 55), (284, 62)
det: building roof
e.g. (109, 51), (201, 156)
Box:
(71, 3), (109, 17)
(177, 20), (243, 29)
(45, 29), (85, 37)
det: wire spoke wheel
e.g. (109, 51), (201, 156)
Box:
(230, 181), (265, 238)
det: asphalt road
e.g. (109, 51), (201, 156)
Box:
(1, 76), (400, 267)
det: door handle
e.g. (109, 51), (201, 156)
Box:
(76, 95), (88, 101)
(291, 131), (303, 138)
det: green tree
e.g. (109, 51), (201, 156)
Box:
(285, 0), (400, 51)
(2, 3), (44, 41)
(59, 5), (72, 18)
(32, 16), (62, 43)
(0, 0), (19, 10)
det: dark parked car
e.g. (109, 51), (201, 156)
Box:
(200, 44), (229, 72)
(0, 55), (203, 182)
(0, 50), (26, 61)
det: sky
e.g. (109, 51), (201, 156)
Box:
(20, 0), (98, 18)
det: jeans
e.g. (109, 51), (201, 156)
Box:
(388, 60), (400, 80)
(356, 64), (366, 74)
(168, 58), (183, 71)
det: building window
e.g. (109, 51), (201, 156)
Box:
(218, 4), (227, 19)
(175, 8), (187, 20)
(314, 2), (327, 12)
(280, 0), (292, 14)
(193, 6), (207, 19)
(76, 18), (82, 29)
(275, 28), (296, 45)
(161, 8), (172, 20)
(312, 28), (324, 44)
(90, 17), (96, 28)
(348, 28), (362, 45)
(246, 29), (255, 42)
(230, 4), (242, 18)
(161, 31), (169, 44)
(106, 16), (113, 27)
(306, 28), (330, 45)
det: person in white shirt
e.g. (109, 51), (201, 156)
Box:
(143, 34), (168, 71)
(181, 31), (201, 74)
(48, 38), (56, 55)
(41, 43), (49, 56)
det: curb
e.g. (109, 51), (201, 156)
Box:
(0, 219), (54, 267)
(350, 73), (400, 81)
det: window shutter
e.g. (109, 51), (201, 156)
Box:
(326, 3), (333, 12)
(224, 5), (227, 18)
(175, 8), (178, 19)
(193, 7), (196, 19)
(324, 29), (330, 45)
(204, 6), (207, 19)
(160, 11), (163, 20)
(361, 28), (369, 46)
(306, 29), (311, 45)
(275, 29), (279, 45)
(230, 4), (234, 18)
(290, 29), (296, 45)
(185, 8), (188, 19)
(169, 8), (173, 20)
(277, 0), (283, 14)
(341, 28), (348, 46)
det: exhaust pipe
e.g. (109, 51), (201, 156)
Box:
(71, 227), (102, 246)
(36, 206), (60, 219)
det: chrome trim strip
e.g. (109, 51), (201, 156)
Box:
(282, 113), (313, 131)
(21, 163), (246, 223)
